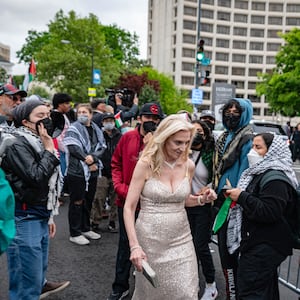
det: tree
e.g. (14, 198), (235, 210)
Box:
(256, 28), (300, 117)
(0, 67), (8, 85)
(16, 10), (141, 102)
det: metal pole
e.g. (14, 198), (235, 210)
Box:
(195, 0), (202, 90)
(91, 46), (94, 87)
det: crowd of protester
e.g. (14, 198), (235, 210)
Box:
(0, 82), (298, 300)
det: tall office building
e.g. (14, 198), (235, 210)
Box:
(147, 0), (300, 120)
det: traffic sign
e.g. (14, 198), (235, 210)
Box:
(191, 88), (203, 105)
(93, 69), (101, 85)
(88, 87), (96, 97)
(201, 58), (211, 66)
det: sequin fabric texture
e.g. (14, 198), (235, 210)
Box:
(133, 176), (199, 299)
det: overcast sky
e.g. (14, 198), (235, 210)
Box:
(0, 0), (148, 75)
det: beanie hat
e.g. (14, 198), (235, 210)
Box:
(52, 93), (72, 109)
(13, 99), (45, 127)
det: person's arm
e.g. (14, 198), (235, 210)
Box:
(124, 159), (148, 272)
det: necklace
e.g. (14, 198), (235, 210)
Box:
(164, 160), (177, 169)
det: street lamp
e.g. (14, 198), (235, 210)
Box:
(61, 39), (94, 87)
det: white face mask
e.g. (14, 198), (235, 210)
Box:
(103, 122), (115, 131)
(247, 148), (264, 167)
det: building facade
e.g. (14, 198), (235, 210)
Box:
(147, 0), (300, 120)
(0, 43), (13, 75)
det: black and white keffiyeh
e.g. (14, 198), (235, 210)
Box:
(227, 135), (298, 254)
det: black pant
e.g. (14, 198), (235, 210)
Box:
(187, 205), (215, 283)
(112, 207), (139, 293)
(68, 175), (97, 236)
(237, 244), (286, 300)
(217, 221), (239, 299)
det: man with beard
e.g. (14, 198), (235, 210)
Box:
(212, 98), (253, 299)
(107, 102), (163, 300)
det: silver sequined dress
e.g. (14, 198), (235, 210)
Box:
(132, 176), (199, 300)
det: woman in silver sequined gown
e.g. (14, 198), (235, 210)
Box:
(123, 115), (217, 300)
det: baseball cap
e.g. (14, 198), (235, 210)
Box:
(0, 84), (27, 98)
(200, 110), (215, 120)
(102, 113), (115, 121)
(139, 103), (163, 119)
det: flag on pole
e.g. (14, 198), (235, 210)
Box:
(114, 111), (123, 128)
(22, 58), (36, 91)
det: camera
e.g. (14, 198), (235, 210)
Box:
(105, 88), (135, 108)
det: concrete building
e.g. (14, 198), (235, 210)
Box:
(0, 43), (13, 75)
(147, 0), (300, 120)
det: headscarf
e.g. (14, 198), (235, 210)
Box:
(227, 135), (298, 254)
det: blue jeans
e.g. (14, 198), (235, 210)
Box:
(7, 215), (49, 300)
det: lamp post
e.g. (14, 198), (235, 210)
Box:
(61, 39), (94, 87)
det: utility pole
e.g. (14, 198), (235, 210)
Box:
(195, 0), (202, 90)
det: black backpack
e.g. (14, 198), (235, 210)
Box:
(259, 170), (300, 249)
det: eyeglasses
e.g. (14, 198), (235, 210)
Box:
(6, 94), (24, 102)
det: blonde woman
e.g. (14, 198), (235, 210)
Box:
(124, 115), (216, 299)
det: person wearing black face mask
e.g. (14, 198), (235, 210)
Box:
(212, 98), (253, 300)
(187, 120), (218, 299)
(1, 99), (70, 299)
(200, 110), (216, 132)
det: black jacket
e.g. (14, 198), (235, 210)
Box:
(2, 136), (60, 208)
(101, 128), (122, 178)
(237, 171), (295, 256)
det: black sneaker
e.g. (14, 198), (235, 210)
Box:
(40, 281), (70, 299)
(91, 223), (101, 232)
(108, 221), (118, 233)
(107, 289), (129, 300)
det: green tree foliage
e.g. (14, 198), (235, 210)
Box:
(16, 10), (141, 102)
(0, 68), (8, 85)
(28, 85), (51, 99)
(256, 28), (300, 117)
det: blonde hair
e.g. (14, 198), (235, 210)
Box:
(140, 114), (195, 175)
(76, 103), (93, 115)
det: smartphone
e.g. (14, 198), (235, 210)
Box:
(222, 185), (232, 192)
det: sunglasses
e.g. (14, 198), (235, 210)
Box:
(6, 94), (24, 102)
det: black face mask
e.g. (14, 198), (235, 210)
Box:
(223, 114), (240, 130)
(35, 118), (54, 137)
(203, 121), (215, 132)
(191, 133), (205, 148)
(143, 121), (158, 133)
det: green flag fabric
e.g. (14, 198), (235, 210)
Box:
(212, 197), (232, 234)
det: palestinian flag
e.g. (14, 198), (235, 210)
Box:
(22, 58), (37, 91)
(114, 111), (123, 128)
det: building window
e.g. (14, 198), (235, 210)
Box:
(286, 18), (300, 26)
(250, 42), (264, 51)
(267, 43), (281, 51)
(203, 37), (213, 46)
(232, 67), (245, 76)
(234, 14), (248, 23)
(218, 0), (231, 7)
(181, 76), (195, 85)
(182, 62), (195, 72)
(251, 15), (265, 24)
(173, 49), (176, 58)
(202, 9), (214, 19)
(248, 82), (257, 89)
(232, 54), (246, 63)
(173, 63), (176, 72)
(217, 12), (231, 21)
(267, 30), (280, 38)
(234, 0), (248, 9)
(232, 40), (247, 49)
(253, 107), (261, 115)
(233, 27), (247, 36)
(183, 34), (196, 44)
(215, 66), (229, 74)
(217, 25), (230, 35)
(249, 95), (261, 103)
(249, 55), (263, 64)
(252, 2), (265, 11)
(174, 21), (177, 31)
(183, 20), (196, 30)
(287, 4), (300, 12)
(173, 35), (176, 45)
(182, 48), (195, 58)
(268, 16), (282, 25)
(174, 7), (177, 17)
(249, 68), (262, 76)
(266, 56), (276, 64)
(216, 52), (229, 61)
(250, 29), (264, 38)
(201, 23), (214, 32)
(232, 81), (245, 88)
(202, 0), (214, 4)
(184, 6), (197, 17)
(216, 39), (230, 48)
(269, 3), (283, 12)
(186, 0), (197, 2)
(264, 108), (273, 116)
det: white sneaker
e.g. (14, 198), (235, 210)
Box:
(69, 235), (90, 245)
(82, 231), (101, 240)
(201, 282), (218, 300)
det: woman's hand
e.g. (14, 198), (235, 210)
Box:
(85, 155), (94, 165)
(38, 123), (55, 152)
(49, 222), (56, 238)
(202, 188), (217, 203)
(224, 188), (242, 202)
(89, 164), (98, 172)
(130, 246), (147, 272)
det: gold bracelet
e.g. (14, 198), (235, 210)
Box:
(130, 245), (142, 252)
(197, 195), (205, 206)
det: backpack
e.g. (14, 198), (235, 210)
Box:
(259, 170), (300, 249)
